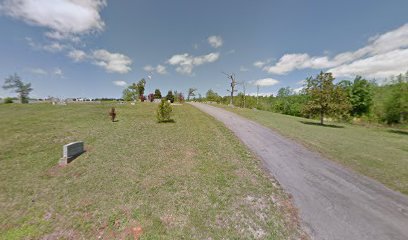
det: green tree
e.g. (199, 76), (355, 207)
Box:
(206, 89), (220, 102)
(3, 97), (14, 104)
(349, 76), (373, 116)
(157, 99), (173, 122)
(384, 74), (408, 124)
(166, 90), (175, 103)
(187, 88), (197, 101)
(154, 89), (162, 99)
(122, 84), (137, 101)
(136, 78), (146, 97)
(3, 74), (33, 103)
(303, 72), (351, 125)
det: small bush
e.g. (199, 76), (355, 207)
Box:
(148, 93), (155, 102)
(3, 97), (13, 104)
(157, 99), (173, 123)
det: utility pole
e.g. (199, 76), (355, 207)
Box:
(223, 72), (237, 106)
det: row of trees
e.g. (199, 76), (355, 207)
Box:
(122, 79), (185, 103)
(195, 71), (407, 125)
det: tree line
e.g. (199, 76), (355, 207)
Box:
(122, 78), (185, 103)
(195, 71), (408, 125)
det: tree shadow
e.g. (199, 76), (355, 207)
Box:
(387, 129), (408, 136)
(300, 121), (345, 128)
(158, 119), (176, 123)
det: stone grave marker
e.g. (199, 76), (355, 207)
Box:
(60, 141), (85, 165)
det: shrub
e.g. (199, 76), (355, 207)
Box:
(148, 93), (155, 102)
(157, 99), (173, 123)
(166, 90), (175, 103)
(3, 97), (13, 104)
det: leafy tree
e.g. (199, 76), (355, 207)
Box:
(206, 89), (220, 102)
(154, 89), (162, 99)
(122, 88), (136, 101)
(136, 79), (146, 96)
(122, 84), (137, 101)
(384, 74), (408, 124)
(303, 72), (351, 125)
(277, 87), (292, 98)
(157, 99), (173, 122)
(122, 79), (146, 101)
(166, 90), (175, 103)
(349, 76), (373, 116)
(3, 97), (14, 104)
(187, 88), (197, 101)
(3, 74), (33, 103)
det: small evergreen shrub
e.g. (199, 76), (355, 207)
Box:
(157, 99), (173, 123)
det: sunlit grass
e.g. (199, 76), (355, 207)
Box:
(0, 103), (303, 239)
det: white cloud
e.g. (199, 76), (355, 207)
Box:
(53, 68), (63, 77)
(143, 65), (154, 72)
(144, 64), (167, 75)
(240, 66), (249, 72)
(254, 61), (267, 68)
(68, 49), (87, 62)
(167, 52), (220, 75)
(262, 23), (408, 78)
(252, 78), (280, 86)
(29, 68), (47, 75)
(43, 42), (66, 52)
(113, 80), (127, 87)
(92, 49), (132, 74)
(208, 35), (223, 48)
(329, 49), (408, 79)
(156, 65), (167, 75)
(45, 31), (81, 42)
(1, 0), (107, 39)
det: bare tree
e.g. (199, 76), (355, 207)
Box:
(223, 72), (237, 105)
(187, 88), (197, 101)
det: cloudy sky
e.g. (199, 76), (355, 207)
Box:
(0, 0), (407, 98)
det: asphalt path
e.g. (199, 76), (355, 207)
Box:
(190, 102), (408, 240)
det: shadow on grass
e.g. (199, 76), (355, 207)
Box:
(112, 120), (119, 122)
(300, 121), (345, 128)
(388, 129), (408, 136)
(158, 119), (176, 123)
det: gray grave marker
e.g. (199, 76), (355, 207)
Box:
(60, 141), (85, 165)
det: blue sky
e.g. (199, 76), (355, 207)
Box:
(0, 0), (407, 99)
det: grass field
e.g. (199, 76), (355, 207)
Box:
(214, 104), (408, 195)
(0, 103), (304, 239)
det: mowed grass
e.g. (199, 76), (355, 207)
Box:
(0, 103), (303, 239)
(214, 104), (408, 195)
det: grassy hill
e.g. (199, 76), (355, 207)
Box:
(0, 103), (304, 239)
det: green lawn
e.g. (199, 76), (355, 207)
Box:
(214, 104), (408, 195)
(0, 103), (304, 239)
